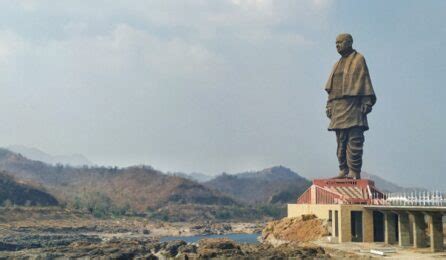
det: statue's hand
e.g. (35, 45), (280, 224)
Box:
(361, 103), (372, 114)
(326, 107), (332, 118)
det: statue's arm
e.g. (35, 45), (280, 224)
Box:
(361, 96), (373, 114)
(326, 100), (332, 118)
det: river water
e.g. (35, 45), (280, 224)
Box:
(159, 233), (261, 244)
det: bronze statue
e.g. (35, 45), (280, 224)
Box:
(325, 33), (376, 179)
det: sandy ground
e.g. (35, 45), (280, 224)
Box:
(314, 239), (446, 259)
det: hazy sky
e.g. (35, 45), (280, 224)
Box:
(0, 0), (445, 188)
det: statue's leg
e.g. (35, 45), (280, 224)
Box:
(336, 130), (348, 177)
(346, 127), (364, 179)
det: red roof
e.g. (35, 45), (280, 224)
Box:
(296, 178), (385, 205)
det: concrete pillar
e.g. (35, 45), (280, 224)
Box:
(310, 185), (317, 204)
(427, 213), (443, 252)
(398, 212), (411, 247)
(339, 208), (349, 243)
(384, 212), (397, 244)
(363, 209), (374, 242)
(331, 210), (337, 239)
(411, 212), (427, 248)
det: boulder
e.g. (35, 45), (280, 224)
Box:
(197, 238), (243, 257)
(178, 244), (197, 254)
(160, 240), (187, 257)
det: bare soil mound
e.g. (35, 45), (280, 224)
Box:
(262, 214), (329, 244)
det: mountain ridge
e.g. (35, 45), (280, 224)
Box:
(0, 149), (237, 214)
(7, 145), (93, 167)
(0, 147), (426, 221)
(204, 166), (311, 205)
(0, 171), (58, 206)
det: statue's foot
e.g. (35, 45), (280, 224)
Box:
(333, 169), (349, 179)
(347, 170), (361, 179)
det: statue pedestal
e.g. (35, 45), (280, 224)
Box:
(314, 178), (376, 189)
(297, 178), (384, 205)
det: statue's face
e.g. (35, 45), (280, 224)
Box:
(336, 35), (352, 54)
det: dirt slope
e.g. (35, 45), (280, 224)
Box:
(262, 215), (329, 244)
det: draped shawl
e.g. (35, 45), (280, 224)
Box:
(325, 50), (376, 105)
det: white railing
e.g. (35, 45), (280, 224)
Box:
(368, 190), (386, 205)
(383, 191), (446, 206)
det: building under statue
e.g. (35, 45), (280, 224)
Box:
(288, 178), (446, 252)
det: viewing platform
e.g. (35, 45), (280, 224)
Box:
(288, 178), (446, 252)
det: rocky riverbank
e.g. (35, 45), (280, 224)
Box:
(0, 207), (264, 237)
(0, 208), (268, 258)
(0, 214), (331, 259)
(0, 235), (329, 259)
(0, 208), (360, 259)
(0, 220), (357, 259)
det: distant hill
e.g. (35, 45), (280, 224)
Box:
(0, 171), (58, 206)
(7, 145), (93, 167)
(76, 166), (237, 211)
(6, 147), (422, 221)
(204, 166), (311, 205)
(362, 172), (426, 192)
(0, 149), (236, 213)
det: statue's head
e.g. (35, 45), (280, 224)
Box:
(336, 33), (353, 55)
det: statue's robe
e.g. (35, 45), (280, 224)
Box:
(325, 50), (376, 131)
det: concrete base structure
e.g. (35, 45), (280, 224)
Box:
(290, 178), (446, 252)
(364, 206), (446, 252)
(288, 204), (373, 243)
(288, 203), (446, 252)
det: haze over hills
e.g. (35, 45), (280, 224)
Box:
(0, 147), (427, 220)
(7, 145), (93, 167)
(0, 149), (236, 214)
(204, 166), (311, 205)
(362, 172), (426, 193)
